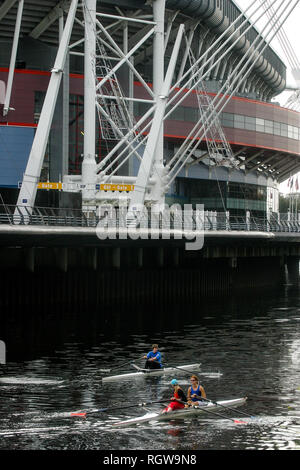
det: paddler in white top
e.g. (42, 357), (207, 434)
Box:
(143, 344), (162, 369)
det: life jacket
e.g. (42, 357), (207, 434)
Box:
(173, 387), (187, 402)
(190, 384), (202, 402)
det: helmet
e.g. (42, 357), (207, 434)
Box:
(171, 379), (178, 385)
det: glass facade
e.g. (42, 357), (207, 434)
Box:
(134, 102), (300, 141)
(35, 91), (300, 180)
(221, 112), (300, 141)
(176, 178), (267, 215)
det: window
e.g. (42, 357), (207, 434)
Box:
(185, 107), (199, 122)
(135, 102), (152, 116)
(234, 114), (245, 129)
(170, 106), (185, 121)
(274, 121), (281, 136)
(221, 112), (234, 127)
(290, 125), (299, 140)
(245, 116), (255, 131)
(265, 120), (273, 134)
(256, 118), (264, 132)
(281, 123), (288, 137)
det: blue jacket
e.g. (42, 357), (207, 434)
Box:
(147, 351), (162, 367)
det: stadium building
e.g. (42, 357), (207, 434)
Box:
(0, 0), (299, 220)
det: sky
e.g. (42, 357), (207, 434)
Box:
(234, 0), (300, 193)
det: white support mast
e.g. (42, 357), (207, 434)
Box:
(15, 0), (78, 216)
(82, 0), (97, 211)
(127, 21), (185, 225)
(59, 10), (70, 177)
(150, 0), (166, 211)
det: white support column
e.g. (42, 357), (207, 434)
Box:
(15, 0), (78, 216)
(246, 210), (250, 231)
(3, 0), (24, 116)
(127, 22), (184, 224)
(82, 0), (97, 211)
(226, 210), (230, 231)
(59, 11), (70, 177)
(151, 0), (166, 210)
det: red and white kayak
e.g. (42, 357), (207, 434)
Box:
(112, 397), (248, 427)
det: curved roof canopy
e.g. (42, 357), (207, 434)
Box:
(0, 0), (286, 95)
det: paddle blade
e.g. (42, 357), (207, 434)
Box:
(71, 412), (87, 418)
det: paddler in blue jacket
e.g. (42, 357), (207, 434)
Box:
(143, 344), (163, 369)
(187, 375), (206, 406)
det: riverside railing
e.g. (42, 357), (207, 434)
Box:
(1, 204), (300, 233)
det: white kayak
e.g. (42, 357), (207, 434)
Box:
(102, 363), (201, 383)
(112, 397), (247, 427)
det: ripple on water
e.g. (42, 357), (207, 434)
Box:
(1, 289), (300, 450)
(0, 377), (64, 385)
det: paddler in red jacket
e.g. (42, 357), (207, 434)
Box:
(161, 379), (187, 413)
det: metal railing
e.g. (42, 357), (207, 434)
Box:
(1, 204), (300, 233)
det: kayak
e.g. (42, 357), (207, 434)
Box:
(112, 397), (248, 427)
(102, 363), (202, 383)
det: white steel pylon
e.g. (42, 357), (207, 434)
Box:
(81, 0), (97, 211)
(126, 22), (185, 226)
(15, 0), (79, 218)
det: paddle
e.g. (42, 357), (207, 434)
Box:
(192, 404), (247, 424)
(99, 357), (144, 373)
(164, 363), (203, 377)
(201, 397), (253, 419)
(70, 399), (168, 417)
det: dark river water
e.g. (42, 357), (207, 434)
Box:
(0, 282), (300, 455)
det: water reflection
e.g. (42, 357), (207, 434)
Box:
(0, 285), (300, 450)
